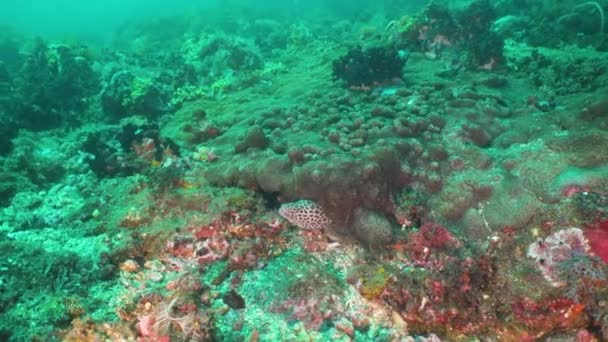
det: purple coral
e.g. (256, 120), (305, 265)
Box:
(278, 200), (332, 230)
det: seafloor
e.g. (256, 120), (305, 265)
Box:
(1, 1), (608, 341)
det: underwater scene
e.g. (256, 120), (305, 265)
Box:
(1, 0), (608, 340)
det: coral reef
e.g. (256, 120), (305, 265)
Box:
(1, 1), (608, 340)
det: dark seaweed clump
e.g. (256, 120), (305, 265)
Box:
(332, 46), (405, 87)
(82, 122), (180, 178)
(12, 39), (100, 130)
(455, 0), (504, 67)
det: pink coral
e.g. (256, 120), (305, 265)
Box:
(278, 200), (332, 230)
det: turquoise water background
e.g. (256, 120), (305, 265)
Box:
(0, 0), (427, 40)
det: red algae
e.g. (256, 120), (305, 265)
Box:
(584, 219), (608, 263)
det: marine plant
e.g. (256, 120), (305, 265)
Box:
(332, 46), (406, 88)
